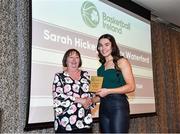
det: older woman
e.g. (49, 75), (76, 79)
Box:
(52, 49), (93, 133)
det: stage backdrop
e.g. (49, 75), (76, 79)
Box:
(28, 0), (155, 125)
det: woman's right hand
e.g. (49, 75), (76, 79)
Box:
(95, 88), (109, 97)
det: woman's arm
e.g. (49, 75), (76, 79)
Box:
(96, 58), (135, 97)
(91, 95), (100, 103)
(52, 73), (76, 110)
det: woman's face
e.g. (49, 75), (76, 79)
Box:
(98, 38), (112, 57)
(66, 51), (80, 69)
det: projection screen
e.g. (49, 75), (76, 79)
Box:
(27, 0), (156, 126)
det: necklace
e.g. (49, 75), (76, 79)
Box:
(106, 59), (113, 63)
(104, 59), (114, 70)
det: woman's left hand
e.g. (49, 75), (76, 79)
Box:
(95, 88), (109, 97)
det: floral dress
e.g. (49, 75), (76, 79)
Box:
(52, 70), (93, 131)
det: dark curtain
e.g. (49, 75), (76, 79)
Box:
(128, 21), (180, 133)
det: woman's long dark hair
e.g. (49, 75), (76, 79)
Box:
(97, 34), (123, 70)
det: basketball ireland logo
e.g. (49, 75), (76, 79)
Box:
(81, 1), (100, 28)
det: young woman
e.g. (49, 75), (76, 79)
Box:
(95, 34), (135, 133)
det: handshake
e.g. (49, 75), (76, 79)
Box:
(74, 97), (93, 109)
(74, 76), (104, 109)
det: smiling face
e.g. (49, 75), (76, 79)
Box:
(66, 51), (80, 69)
(98, 38), (112, 58)
(62, 49), (82, 68)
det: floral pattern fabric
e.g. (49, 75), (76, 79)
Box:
(52, 71), (93, 131)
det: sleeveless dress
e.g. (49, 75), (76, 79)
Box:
(97, 65), (130, 133)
